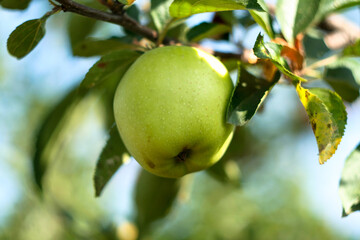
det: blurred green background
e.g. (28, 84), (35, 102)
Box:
(1, 1), (360, 239)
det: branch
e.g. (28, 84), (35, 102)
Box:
(54, 0), (357, 61)
(55, 0), (158, 41)
(55, 0), (241, 59)
(320, 14), (360, 49)
(213, 51), (242, 59)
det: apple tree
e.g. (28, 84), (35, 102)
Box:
(2, 0), (360, 239)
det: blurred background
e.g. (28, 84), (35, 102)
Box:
(1, 0), (360, 239)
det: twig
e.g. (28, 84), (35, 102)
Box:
(54, 0), (357, 62)
(302, 54), (338, 73)
(321, 14), (360, 49)
(55, 0), (242, 59)
(156, 18), (178, 46)
(55, 0), (158, 41)
(213, 51), (242, 59)
(98, 0), (125, 15)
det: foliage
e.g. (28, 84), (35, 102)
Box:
(2, 0), (360, 239)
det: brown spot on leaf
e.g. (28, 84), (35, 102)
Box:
(327, 124), (331, 128)
(98, 62), (107, 68)
(311, 121), (317, 132)
(318, 143), (326, 152)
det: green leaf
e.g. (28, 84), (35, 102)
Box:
(166, 22), (189, 41)
(276, 0), (321, 44)
(249, 0), (274, 39)
(0, 0), (31, 10)
(253, 34), (306, 83)
(222, 59), (239, 72)
(151, 0), (173, 32)
(126, 4), (140, 22)
(339, 143), (360, 217)
(331, 58), (360, 86)
(186, 22), (231, 42)
(118, 0), (136, 4)
(7, 18), (48, 59)
(324, 57), (360, 102)
(343, 40), (360, 57)
(73, 38), (142, 57)
(296, 84), (347, 164)
(317, 0), (360, 20)
(234, 12), (256, 27)
(68, 14), (98, 51)
(324, 66), (360, 103)
(227, 64), (281, 126)
(169, 0), (264, 18)
(134, 170), (180, 235)
(80, 50), (141, 90)
(216, 11), (237, 25)
(33, 88), (84, 190)
(94, 125), (129, 197)
(303, 30), (330, 59)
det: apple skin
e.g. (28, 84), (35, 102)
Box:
(113, 46), (234, 178)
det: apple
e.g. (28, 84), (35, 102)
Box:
(113, 46), (234, 178)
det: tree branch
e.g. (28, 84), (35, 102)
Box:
(55, 0), (240, 58)
(320, 14), (360, 49)
(55, 0), (158, 41)
(54, 0), (358, 61)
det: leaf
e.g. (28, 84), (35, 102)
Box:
(331, 58), (360, 86)
(169, 0), (264, 18)
(324, 57), (360, 102)
(303, 30), (330, 59)
(68, 14), (98, 51)
(339, 143), (360, 217)
(296, 84), (347, 164)
(166, 22), (189, 41)
(253, 34), (306, 83)
(80, 50), (141, 90)
(317, 0), (360, 20)
(73, 38), (142, 57)
(94, 125), (129, 197)
(151, 0), (173, 32)
(134, 170), (180, 235)
(118, 0), (136, 4)
(324, 66), (360, 103)
(222, 59), (239, 72)
(276, 0), (321, 44)
(33, 88), (84, 190)
(186, 22), (231, 42)
(7, 18), (48, 59)
(0, 0), (31, 10)
(215, 11), (237, 25)
(227, 64), (281, 126)
(126, 4), (140, 22)
(343, 40), (360, 57)
(273, 37), (304, 71)
(249, 0), (274, 39)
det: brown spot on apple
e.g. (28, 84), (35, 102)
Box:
(146, 160), (155, 168)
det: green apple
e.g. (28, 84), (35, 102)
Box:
(113, 46), (234, 178)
